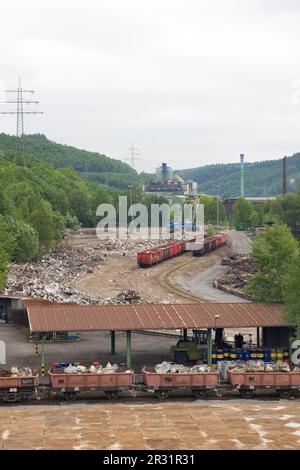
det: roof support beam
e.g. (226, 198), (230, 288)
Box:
(207, 328), (212, 366)
(111, 330), (116, 355)
(126, 330), (132, 369)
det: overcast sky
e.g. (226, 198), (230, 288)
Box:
(1, 0), (300, 172)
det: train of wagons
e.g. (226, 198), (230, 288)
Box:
(137, 233), (229, 267)
(1, 364), (300, 403)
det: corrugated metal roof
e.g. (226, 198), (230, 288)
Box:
(26, 302), (288, 332)
(22, 298), (77, 308)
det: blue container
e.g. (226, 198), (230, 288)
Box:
(256, 349), (264, 361)
(230, 349), (238, 361)
(243, 349), (251, 361)
(223, 349), (230, 360)
(263, 349), (271, 363)
(212, 350), (217, 366)
(236, 349), (244, 361)
(249, 349), (258, 360)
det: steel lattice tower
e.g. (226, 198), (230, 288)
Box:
(124, 144), (142, 169)
(0, 77), (43, 137)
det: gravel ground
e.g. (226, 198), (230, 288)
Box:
(1, 401), (300, 450)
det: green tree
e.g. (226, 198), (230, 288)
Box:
(200, 195), (225, 225)
(0, 217), (15, 289)
(245, 224), (299, 302)
(7, 218), (39, 263)
(64, 212), (81, 231)
(283, 252), (300, 338)
(30, 200), (64, 251)
(232, 197), (254, 225)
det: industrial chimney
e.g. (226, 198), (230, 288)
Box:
(240, 154), (245, 197)
(283, 156), (288, 194)
(162, 163), (168, 182)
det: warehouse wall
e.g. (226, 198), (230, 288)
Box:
(262, 327), (291, 348)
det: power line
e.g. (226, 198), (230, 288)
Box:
(124, 144), (142, 170)
(0, 77), (43, 137)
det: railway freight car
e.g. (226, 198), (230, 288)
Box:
(0, 372), (39, 403)
(137, 239), (192, 267)
(137, 233), (229, 267)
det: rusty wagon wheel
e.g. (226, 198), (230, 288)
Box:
(277, 389), (292, 399)
(192, 389), (207, 399)
(239, 389), (254, 399)
(105, 391), (119, 400)
(154, 390), (169, 400)
(3, 392), (19, 403)
(63, 392), (78, 401)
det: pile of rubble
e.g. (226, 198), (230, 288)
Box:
(0, 367), (37, 377)
(214, 254), (257, 297)
(3, 245), (149, 305)
(228, 361), (297, 373)
(50, 362), (131, 375)
(154, 361), (213, 374)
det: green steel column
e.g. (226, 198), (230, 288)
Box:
(41, 334), (45, 377)
(183, 329), (188, 341)
(111, 330), (116, 355)
(207, 328), (212, 366)
(126, 330), (132, 369)
(257, 327), (260, 347)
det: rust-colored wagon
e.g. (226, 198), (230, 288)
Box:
(0, 374), (39, 403)
(228, 370), (300, 398)
(48, 369), (134, 400)
(142, 367), (220, 399)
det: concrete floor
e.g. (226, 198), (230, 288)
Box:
(1, 400), (300, 450)
(0, 324), (178, 376)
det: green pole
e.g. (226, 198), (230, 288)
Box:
(126, 330), (132, 369)
(207, 328), (212, 366)
(111, 330), (116, 355)
(41, 334), (45, 377)
(183, 329), (188, 341)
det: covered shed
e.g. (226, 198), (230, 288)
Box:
(25, 302), (290, 368)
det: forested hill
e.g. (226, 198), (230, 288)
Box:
(0, 133), (142, 189)
(176, 154), (300, 197)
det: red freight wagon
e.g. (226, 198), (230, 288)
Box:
(0, 374), (39, 403)
(142, 367), (219, 399)
(228, 370), (300, 398)
(48, 369), (134, 400)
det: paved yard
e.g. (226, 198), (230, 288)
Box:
(1, 400), (300, 450)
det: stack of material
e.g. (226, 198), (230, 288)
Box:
(219, 255), (257, 289)
(0, 367), (37, 377)
(229, 361), (293, 373)
(154, 361), (213, 374)
(116, 290), (141, 304)
(51, 362), (131, 374)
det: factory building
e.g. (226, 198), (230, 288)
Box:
(144, 163), (198, 197)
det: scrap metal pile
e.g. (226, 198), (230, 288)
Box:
(214, 254), (257, 296)
(0, 367), (38, 377)
(50, 362), (131, 374)
(3, 244), (153, 305)
(154, 361), (213, 374)
(227, 361), (300, 373)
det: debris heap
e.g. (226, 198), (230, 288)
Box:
(214, 254), (257, 297)
(3, 244), (156, 305)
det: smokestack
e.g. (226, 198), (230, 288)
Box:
(283, 156), (288, 194)
(240, 154), (245, 197)
(162, 162), (168, 182)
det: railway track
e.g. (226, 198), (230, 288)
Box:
(158, 247), (228, 303)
